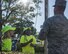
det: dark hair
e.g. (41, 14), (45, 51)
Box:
(23, 29), (31, 35)
(23, 30), (27, 35)
(3, 32), (9, 39)
(3, 31), (11, 39)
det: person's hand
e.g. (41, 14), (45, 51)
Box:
(30, 43), (33, 47)
(29, 38), (33, 43)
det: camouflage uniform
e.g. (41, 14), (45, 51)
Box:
(39, 0), (68, 54)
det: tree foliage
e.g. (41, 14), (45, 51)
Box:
(2, 0), (42, 35)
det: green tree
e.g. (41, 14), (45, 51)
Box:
(2, 0), (42, 25)
(0, 0), (42, 38)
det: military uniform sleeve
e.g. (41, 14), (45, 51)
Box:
(39, 19), (51, 40)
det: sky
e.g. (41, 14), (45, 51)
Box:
(33, 0), (45, 32)
(33, 0), (68, 32)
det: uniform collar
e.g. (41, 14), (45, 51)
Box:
(54, 14), (64, 16)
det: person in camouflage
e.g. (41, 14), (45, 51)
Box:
(39, 0), (68, 54)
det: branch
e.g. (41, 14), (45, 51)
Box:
(4, 9), (16, 24)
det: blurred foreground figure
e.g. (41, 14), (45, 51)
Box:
(39, 0), (68, 54)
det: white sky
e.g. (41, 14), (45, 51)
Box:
(33, 0), (45, 32)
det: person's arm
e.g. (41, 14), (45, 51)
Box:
(21, 38), (33, 47)
(30, 43), (36, 47)
(30, 36), (36, 47)
(38, 19), (51, 40)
